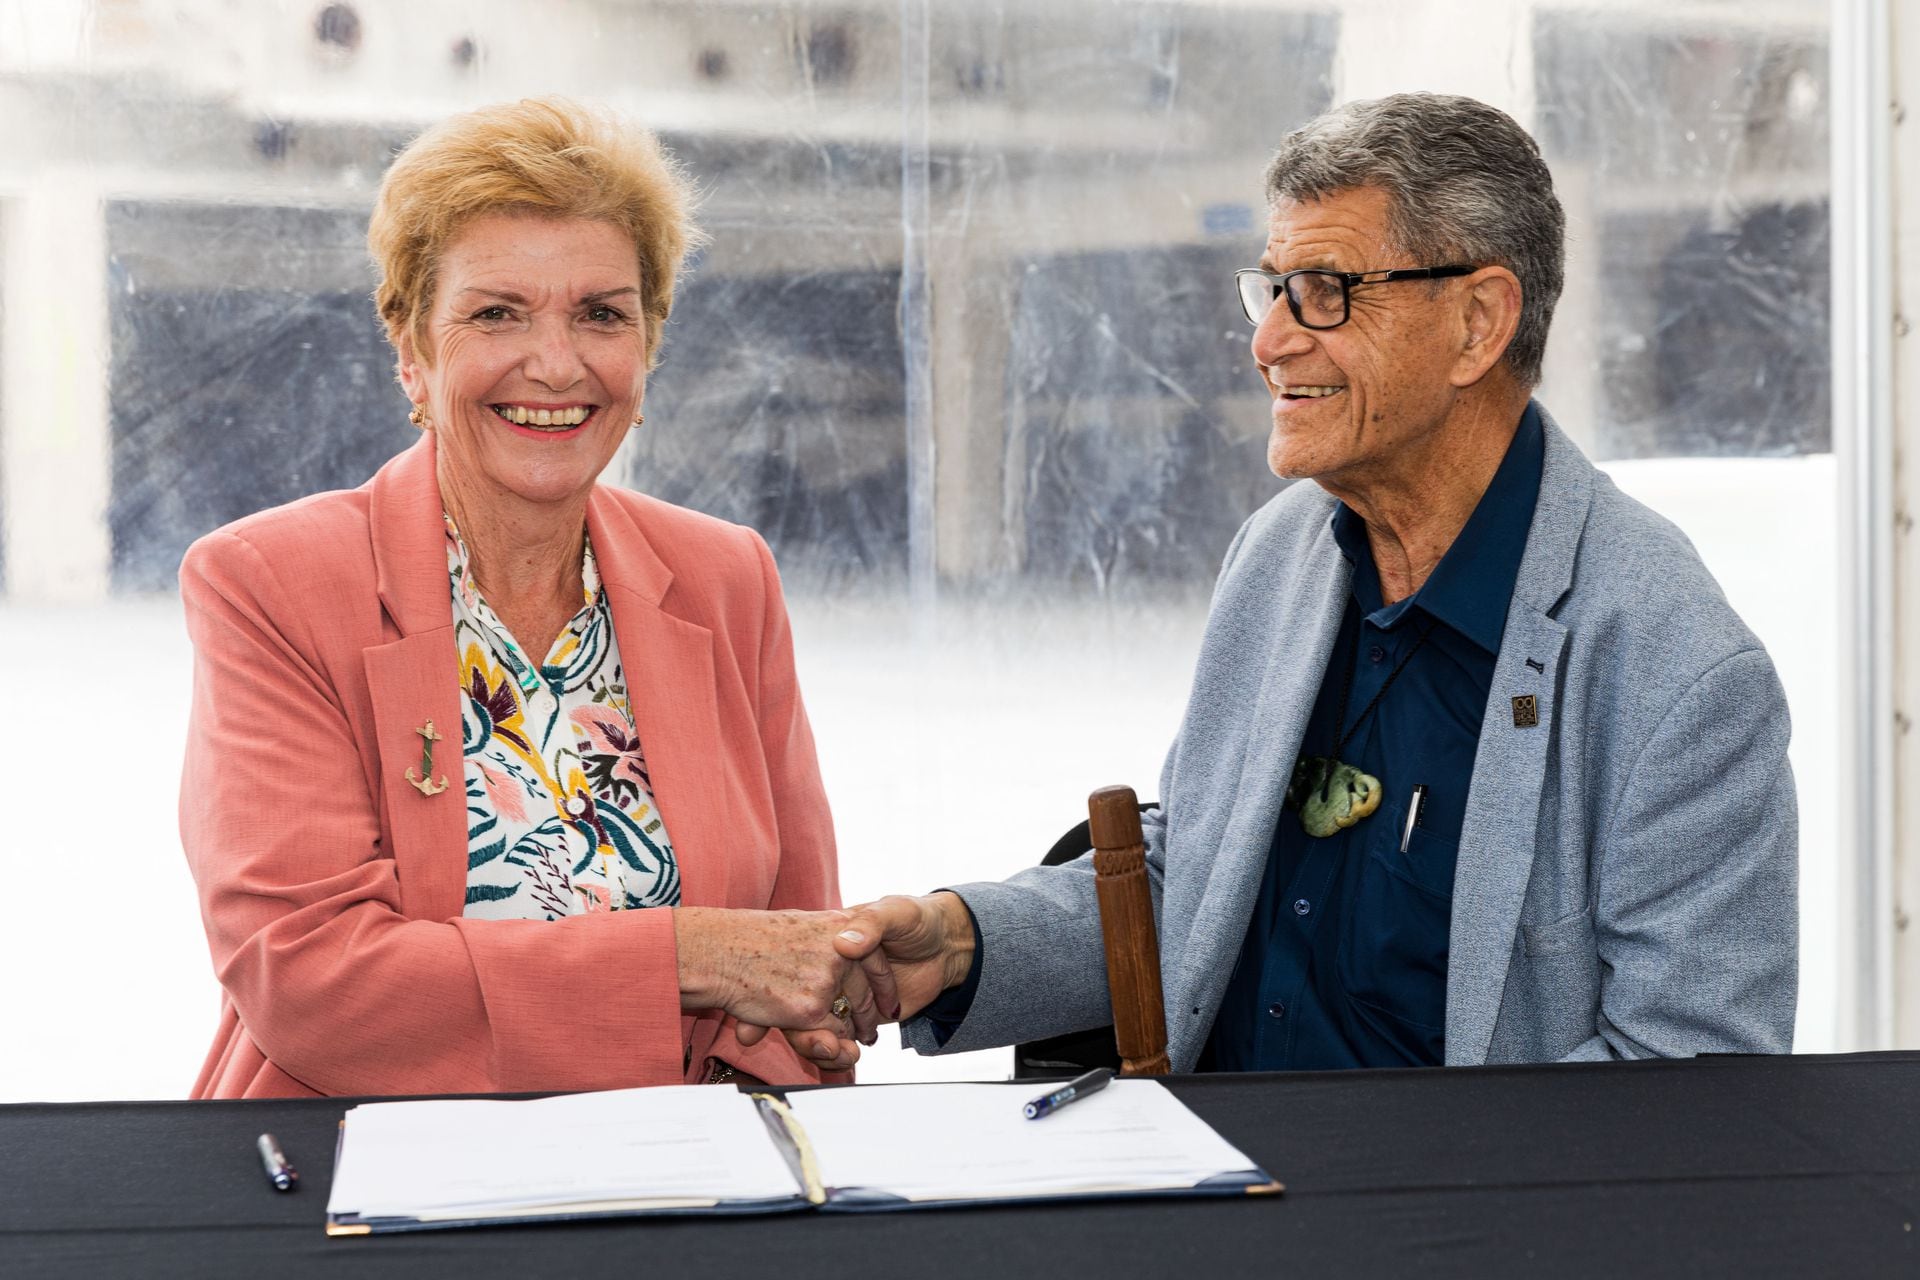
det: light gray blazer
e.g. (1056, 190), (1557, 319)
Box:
(906, 406), (1797, 1068)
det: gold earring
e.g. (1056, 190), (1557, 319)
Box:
(408, 403), (429, 428)
(631, 412), (645, 428)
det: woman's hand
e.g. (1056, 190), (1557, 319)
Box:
(781, 1028), (861, 1071)
(673, 907), (899, 1045)
(733, 892), (976, 1055)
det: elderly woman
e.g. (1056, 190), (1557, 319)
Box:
(180, 98), (889, 1098)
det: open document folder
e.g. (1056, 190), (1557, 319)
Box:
(325, 1080), (1281, 1235)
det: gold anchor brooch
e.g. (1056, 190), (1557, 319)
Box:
(406, 720), (449, 796)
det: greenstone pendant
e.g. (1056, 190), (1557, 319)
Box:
(1288, 754), (1382, 838)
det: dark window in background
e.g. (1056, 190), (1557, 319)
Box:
(1599, 202), (1829, 459)
(106, 202), (404, 592)
(636, 257), (910, 582)
(1533, 15), (1829, 459)
(931, 4), (1338, 587)
(632, 130), (910, 588)
(1010, 243), (1279, 589)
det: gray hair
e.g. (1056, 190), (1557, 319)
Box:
(1264, 93), (1565, 387)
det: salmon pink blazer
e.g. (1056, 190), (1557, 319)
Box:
(179, 436), (836, 1097)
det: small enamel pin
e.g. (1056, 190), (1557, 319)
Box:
(1511, 695), (1539, 728)
(405, 720), (449, 795)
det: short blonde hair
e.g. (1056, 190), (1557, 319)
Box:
(368, 97), (701, 369)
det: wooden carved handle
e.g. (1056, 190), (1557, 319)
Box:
(1089, 785), (1170, 1076)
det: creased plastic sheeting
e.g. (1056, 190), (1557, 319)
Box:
(71, 1), (1831, 596)
(1534, 10), (1830, 459)
(106, 201), (404, 592)
(626, 2), (1337, 594)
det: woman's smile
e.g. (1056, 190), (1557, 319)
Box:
(490, 403), (599, 433)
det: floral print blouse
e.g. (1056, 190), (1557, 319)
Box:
(448, 515), (680, 919)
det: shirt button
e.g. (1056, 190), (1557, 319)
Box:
(1267, 1002), (1286, 1019)
(1293, 898), (1312, 916)
(1369, 644), (1387, 663)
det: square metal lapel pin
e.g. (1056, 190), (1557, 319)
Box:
(1511, 694), (1539, 728)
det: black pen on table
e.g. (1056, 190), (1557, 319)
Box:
(257, 1133), (298, 1192)
(1024, 1067), (1116, 1120)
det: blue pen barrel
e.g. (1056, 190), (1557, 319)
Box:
(1023, 1068), (1115, 1120)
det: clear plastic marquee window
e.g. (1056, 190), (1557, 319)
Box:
(0, 0), (1840, 1097)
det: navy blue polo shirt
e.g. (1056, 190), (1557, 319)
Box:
(1203, 404), (1543, 1070)
(919, 406), (1543, 1064)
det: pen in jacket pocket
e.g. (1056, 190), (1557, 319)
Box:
(1400, 784), (1429, 854)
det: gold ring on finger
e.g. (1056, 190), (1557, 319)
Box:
(831, 994), (852, 1020)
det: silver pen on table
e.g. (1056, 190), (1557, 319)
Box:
(257, 1132), (298, 1192)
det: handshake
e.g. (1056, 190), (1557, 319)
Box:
(673, 892), (979, 1071)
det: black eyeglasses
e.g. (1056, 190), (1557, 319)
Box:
(1233, 265), (1476, 329)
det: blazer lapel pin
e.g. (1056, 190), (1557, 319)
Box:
(406, 720), (450, 795)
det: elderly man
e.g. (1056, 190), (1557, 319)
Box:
(815, 93), (1798, 1070)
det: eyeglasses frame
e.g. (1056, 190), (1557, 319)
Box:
(1233, 264), (1477, 329)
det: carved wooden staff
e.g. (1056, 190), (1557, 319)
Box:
(1089, 784), (1170, 1076)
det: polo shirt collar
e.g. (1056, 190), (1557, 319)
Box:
(1329, 401), (1546, 654)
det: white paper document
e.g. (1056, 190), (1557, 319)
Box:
(788, 1080), (1258, 1202)
(327, 1085), (799, 1220)
(325, 1079), (1273, 1233)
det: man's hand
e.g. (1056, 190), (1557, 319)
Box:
(733, 893), (976, 1055)
(832, 892), (977, 1022)
(673, 907), (899, 1045)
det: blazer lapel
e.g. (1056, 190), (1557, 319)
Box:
(1446, 609), (1567, 1063)
(1169, 506), (1351, 1053)
(587, 492), (726, 910)
(1446, 406), (1594, 1064)
(362, 435), (466, 922)
(1210, 522), (1351, 911)
(365, 632), (466, 920)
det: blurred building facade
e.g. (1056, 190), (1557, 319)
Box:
(0, 0), (1830, 597)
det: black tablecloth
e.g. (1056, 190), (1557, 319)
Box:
(5, 1052), (1916, 1278)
